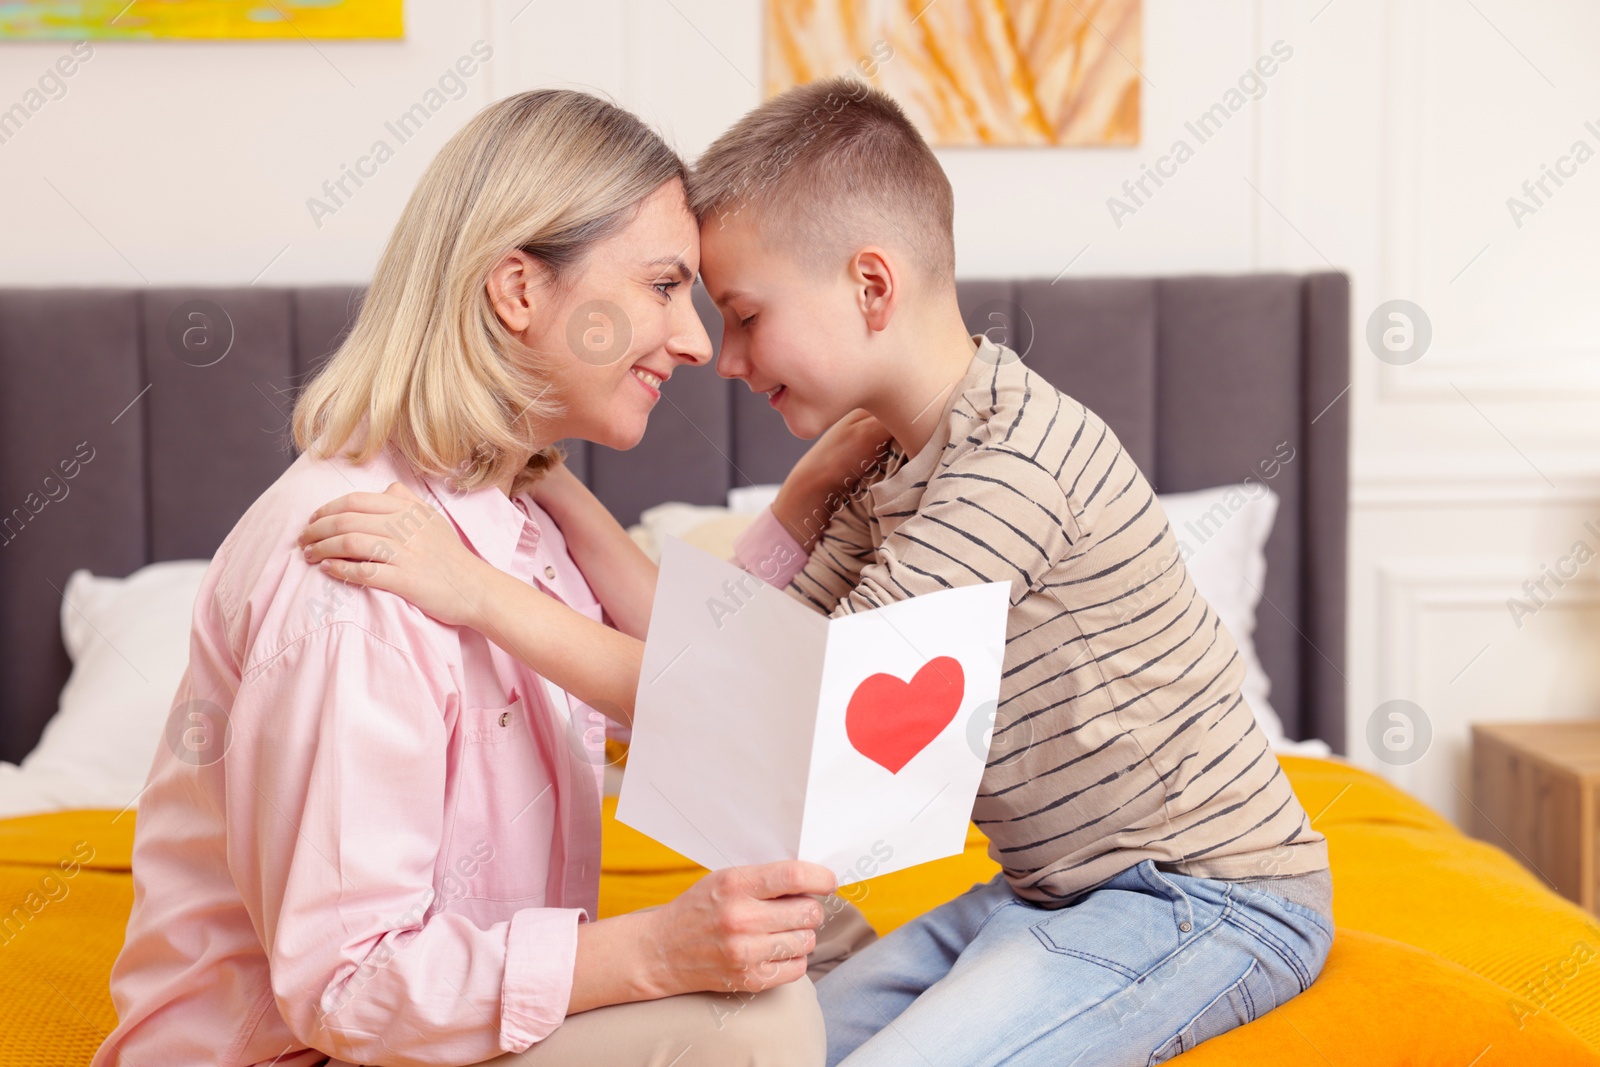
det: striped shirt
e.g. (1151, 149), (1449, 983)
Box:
(775, 337), (1328, 904)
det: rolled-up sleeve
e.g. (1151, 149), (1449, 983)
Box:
(829, 448), (1076, 617)
(226, 619), (584, 1066)
(737, 448), (1079, 623)
(730, 505), (808, 589)
(732, 495), (878, 615)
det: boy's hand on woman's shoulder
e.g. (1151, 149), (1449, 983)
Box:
(298, 482), (493, 629)
(773, 410), (893, 552)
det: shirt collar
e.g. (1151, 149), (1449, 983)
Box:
(394, 449), (542, 581)
(871, 333), (1017, 504)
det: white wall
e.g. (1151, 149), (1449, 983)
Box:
(3, 0), (1598, 825)
(1296, 0), (1600, 827)
(0, 0), (1275, 284)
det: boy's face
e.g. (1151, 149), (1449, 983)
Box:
(699, 214), (871, 440)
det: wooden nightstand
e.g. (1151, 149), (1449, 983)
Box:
(1471, 721), (1600, 914)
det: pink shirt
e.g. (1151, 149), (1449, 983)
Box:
(94, 448), (611, 1067)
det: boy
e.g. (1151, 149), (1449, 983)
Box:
(691, 77), (1333, 1066)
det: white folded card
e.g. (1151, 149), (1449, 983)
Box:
(616, 537), (1011, 884)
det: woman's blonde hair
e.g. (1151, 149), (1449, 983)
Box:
(292, 90), (687, 493)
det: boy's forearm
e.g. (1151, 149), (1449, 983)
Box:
(532, 465), (658, 640)
(770, 473), (836, 553)
(475, 566), (644, 726)
(770, 410), (895, 553)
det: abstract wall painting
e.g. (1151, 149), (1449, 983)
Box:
(0, 1), (402, 40)
(766, 0), (1142, 147)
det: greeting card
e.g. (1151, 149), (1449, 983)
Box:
(616, 538), (1010, 883)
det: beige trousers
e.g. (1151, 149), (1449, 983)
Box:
(324, 899), (877, 1067)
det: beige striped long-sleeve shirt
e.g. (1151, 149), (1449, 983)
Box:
(778, 336), (1329, 905)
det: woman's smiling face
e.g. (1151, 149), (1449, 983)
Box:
(490, 179), (713, 452)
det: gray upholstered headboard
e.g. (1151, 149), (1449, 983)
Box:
(0, 273), (1349, 763)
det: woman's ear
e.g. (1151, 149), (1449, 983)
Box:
(486, 250), (546, 335)
(850, 247), (898, 333)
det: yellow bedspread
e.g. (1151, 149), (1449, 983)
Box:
(4, 757), (1599, 1064)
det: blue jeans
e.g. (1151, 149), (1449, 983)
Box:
(816, 862), (1333, 1066)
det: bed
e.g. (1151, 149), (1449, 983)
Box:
(1, 274), (1596, 1064)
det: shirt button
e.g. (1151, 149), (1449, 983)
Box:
(544, 566), (556, 580)
(498, 711), (511, 727)
(1178, 921), (1193, 933)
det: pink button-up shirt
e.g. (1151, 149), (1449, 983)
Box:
(94, 447), (610, 1067)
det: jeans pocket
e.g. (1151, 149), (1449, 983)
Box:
(1147, 959), (1273, 1065)
(1031, 861), (1203, 980)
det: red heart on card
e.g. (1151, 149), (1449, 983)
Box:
(845, 657), (965, 774)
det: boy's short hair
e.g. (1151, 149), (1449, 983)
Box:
(689, 76), (955, 284)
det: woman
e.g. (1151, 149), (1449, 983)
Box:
(94, 91), (877, 1067)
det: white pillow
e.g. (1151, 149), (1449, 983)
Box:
(726, 484), (782, 515)
(1157, 485), (1328, 756)
(0, 560), (210, 817)
(634, 501), (737, 558)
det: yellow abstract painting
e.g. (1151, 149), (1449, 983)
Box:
(0, 0), (402, 39)
(766, 0), (1141, 146)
